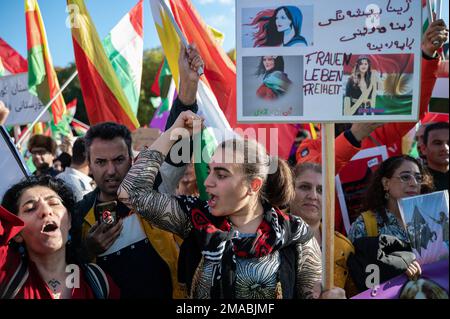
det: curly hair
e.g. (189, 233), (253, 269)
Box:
(255, 56), (285, 77)
(364, 155), (434, 221)
(2, 175), (75, 218)
(84, 122), (133, 160)
(1, 175), (78, 262)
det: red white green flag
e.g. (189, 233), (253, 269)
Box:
(67, 0), (140, 130)
(25, 0), (66, 124)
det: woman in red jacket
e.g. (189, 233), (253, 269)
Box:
(0, 176), (119, 299)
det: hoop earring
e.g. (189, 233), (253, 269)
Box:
(384, 192), (390, 200)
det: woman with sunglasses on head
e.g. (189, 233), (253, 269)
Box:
(347, 155), (434, 293)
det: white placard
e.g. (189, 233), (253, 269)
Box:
(0, 72), (51, 126)
(0, 126), (30, 201)
(237, 0), (422, 123)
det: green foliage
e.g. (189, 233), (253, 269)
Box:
(56, 63), (88, 124)
(137, 47), (164, 126)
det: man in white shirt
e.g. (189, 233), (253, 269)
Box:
(57, 137), (94, 201)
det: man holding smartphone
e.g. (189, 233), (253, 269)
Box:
(71, 44), (203, 299)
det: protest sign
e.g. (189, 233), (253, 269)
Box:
(336, 146), (388, 234)
(0, 126), (30, 201)
(131, 127), (161, 152)
(237, 0), (422, 123)
(352, 259), (449, 299)
(399, 191), (449, 265)
(0, 73), (51, 126)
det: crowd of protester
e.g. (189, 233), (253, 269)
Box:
(0, 20), (448, 300)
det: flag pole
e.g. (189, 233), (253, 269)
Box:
(13, 125), (21, 144)
(158, 0), (204, 75)
(427, 0), (446, 61)
(16, 70), (78, 147)
(321, 123), (335, 292)
(436, 0), (442, 19)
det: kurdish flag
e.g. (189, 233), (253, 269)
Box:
(149, 25), (225, 132)
(67, 0), (140, 130)
(343, 54), (415, 116)
(25, 0), (66, 124)
(150, 0), (298, 161)
(71, 118), (90, 136)
(149, 59), (176, 132)
(103, 0), (143, 116)
(150, 0), (235, 200)
(0, 37), (28, 76)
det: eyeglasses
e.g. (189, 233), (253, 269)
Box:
(394, 173), (424, 184)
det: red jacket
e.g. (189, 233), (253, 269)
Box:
(0, 205), (120, 299)
(295, 55), (441, 234)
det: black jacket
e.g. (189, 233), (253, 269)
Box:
(347, 234), (416, 292)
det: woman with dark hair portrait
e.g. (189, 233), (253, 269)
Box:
(0, 176), (119, 299)
(344, 56), (383, 116)
(247, 6), (308, 47)
(256, 56), (292, 100)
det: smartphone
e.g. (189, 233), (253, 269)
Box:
(96, 200), (118, 225)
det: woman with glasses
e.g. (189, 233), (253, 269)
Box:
(347, 156), (434, 292)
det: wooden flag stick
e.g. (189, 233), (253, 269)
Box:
(15, 70), (78, 147)
(321, 123), (335, 291)
(158, 0), (204, 75)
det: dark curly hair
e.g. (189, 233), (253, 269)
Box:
(364, 155), (434, 222)
(84, 122), (133, 160)
(1, 175), (79, 263)
(255, 56), (285, 77)
(1, 175), (75, 218)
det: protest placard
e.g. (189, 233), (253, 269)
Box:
(237, 0), (422, 123)
(131, 127), (161, 152)
(0, 126), (30, 201)
(399, 191), (449, 265)
(0, 73), (51, 126)
(336, 146), (388, 234)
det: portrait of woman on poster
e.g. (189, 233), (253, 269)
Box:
(344, 56), (383, 116)
(256, 56), (292, 100)
(247, 6), (308, 47)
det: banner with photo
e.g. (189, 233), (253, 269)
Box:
(0, 126), (30, 201)
(237, 0), (422, 123)
(399, 191), (449, 266)
(0, 73), (51, 126)
(352, 259), (449, 299)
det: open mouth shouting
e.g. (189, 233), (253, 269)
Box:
(41, 221), (59, 235)
(207, 193), (218, 208)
